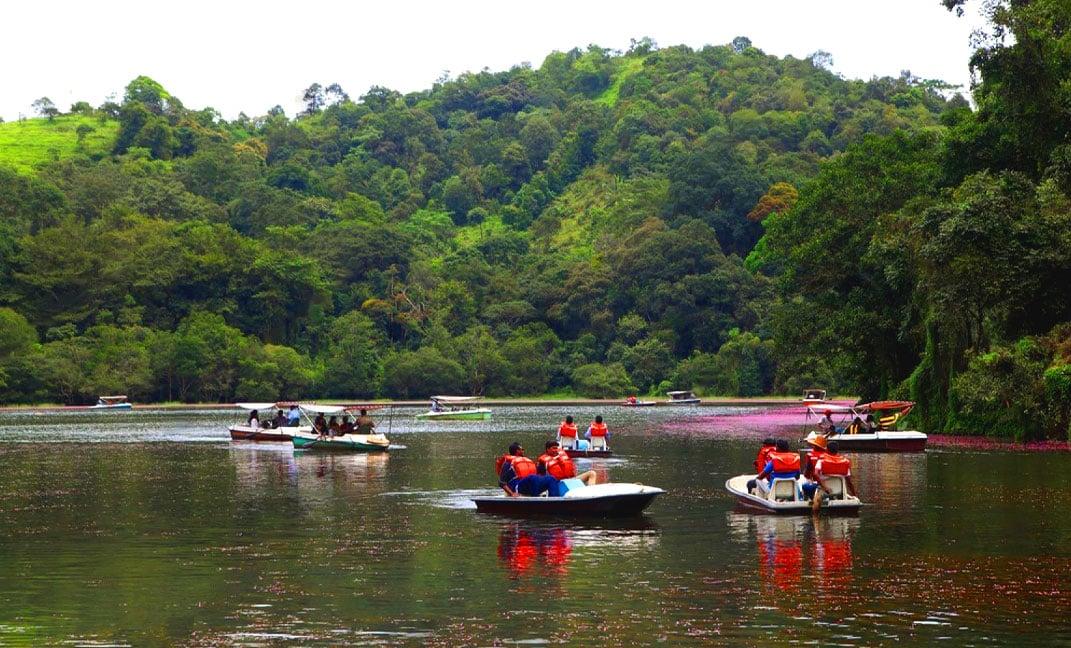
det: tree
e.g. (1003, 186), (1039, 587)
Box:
(320, 311), (384, 397)
(383, 347), (464, 397)
(32, 97), (59, 120)
(571, 363), (635, 398)
(302, 83), (325, 115)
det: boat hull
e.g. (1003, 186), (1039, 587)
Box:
(806, 430), (927, 453)
(228, 425), (295, 442)
(473, 484), (663, 517)
(291, 432), (390, 452)
(415, 409), (492, 421)
(725, 475), (861, 515)
(89, 403), (133, 410)
(665, 399), (701, 405)
(621, 402), (656, 407)
(564, 449), (613, 458)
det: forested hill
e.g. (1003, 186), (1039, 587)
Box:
(3, 14), (1067, 441)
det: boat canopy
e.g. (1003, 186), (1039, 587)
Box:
(859, 400), (915, 414)
(99, 395), (128, 403)
(806, 404), (858, 415)
(430, 395), (482, 403)
(235, 402), (278, 411)
(666, 391), (695, 397)
(299, 403), (386, 414)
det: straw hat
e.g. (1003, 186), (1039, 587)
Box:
(807, 434), (828, 450)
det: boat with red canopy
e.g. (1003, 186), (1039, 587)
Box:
(803, 401), (926, 452)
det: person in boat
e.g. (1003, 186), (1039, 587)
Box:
(585, 415), (610, 450)
(328, 416), (341, 436)
(272, 409), (287, 429)
(509, 460), (598, 498)
(313, 413), (328, 437)
(809, 441), (857, 512)
(802, 434), (828, 481)
(247, 409), (260, 427)
(558, 416), (579, 450)
(846, 416), (864, 435)
(818, 410), (836, 435)
(538, 440), (578, 480)
(286, 404), (301, 427)
(627, 396), (638, 405)
(747, 438), (778, 492)
(338, 415), (354, 435)
(753, 439), (802, 496)
(355, 409), (375, 434)
(431, 399), (443, 412)
(864, 414), (877, 434)
(497, 442), (538, 496)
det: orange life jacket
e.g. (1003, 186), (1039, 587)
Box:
(496, 454), (535, 477)
(545, 454), (576, 480)
(754, 445), (776, 471)
(803, 450), (826, 480)
(817, 454), (850, 477)
(558, 422), (578, 438)
(770, 451), (800, 474)
(589, 422), (608, 437)
(510, 456), (537, 478)
(495, 454), (512, 476)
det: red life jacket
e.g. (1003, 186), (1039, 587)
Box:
(589, 422), (608, 437)
(558, 422), (578, 438)
(770, 451), (800, 474)
(803, 450), (826, 479)
(754, 445), (776, 471)
(545, 454), (576, 479)
(817, 454), (850, 476)
(511, 456), (537, 478)
(495, 454), (512, 476)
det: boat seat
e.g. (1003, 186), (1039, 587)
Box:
(771, 478), (799, 502)
(559, 437), (577, 449)
(823, 476), (846, 500)
(589, 437), (607, 450)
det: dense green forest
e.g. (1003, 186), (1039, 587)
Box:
(0, 0), (1068, 439)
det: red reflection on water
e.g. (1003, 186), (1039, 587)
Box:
(497, 524), (573, 579)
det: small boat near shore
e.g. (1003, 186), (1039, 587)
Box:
(725, 474), (861, 514)
(90, 395), (133, 410)
(415, 396), (492, 421)
(622, 397), (656, 407)
(801, 388), (827, 406)
(805, 402), (927, 452)
(665, 390), (701, 405)
(473, 483), (663, 517)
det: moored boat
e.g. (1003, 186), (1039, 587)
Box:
(622, 396), (656, 407)
(228, 402), (297, 441)
(725, 474), (861, 515)
(415, 396), (492, 421)
(90, 395), (133, 410)
(665, 390), (701, 405)
(801, 388), (827, 405)
(472, 483), (663, 517)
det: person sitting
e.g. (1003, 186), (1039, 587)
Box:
(328, 416), (341, 436)
(818, 410), (836, 435)
(431, 399), (443, 413)
(557, 415), (579, 450)
(313, 413), (328, 437)
(754, 439), (801, 496)
(585, 415), (610, 450)
(537, 440), (577, 480)
(627, 396), (638, 405)
(247, 409), (259, 428)
(809, 441), (857, 512)
(272, 409), (287, 429)
(497, 442), (537, 496)
(509, 461), (598, 498)
(338, 415), (354, 435)
(864, 414), (877, 433)
(802, 434), (828, 481)
(286, 405), (301, 427)
(846, 416), (863, 435)
(355, 409), (375, 434)
(746, 437), (778, 493)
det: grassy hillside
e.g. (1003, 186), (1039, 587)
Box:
(0, 115), (117, 174)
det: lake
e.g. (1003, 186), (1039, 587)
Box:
(0, 405), (1069, 646)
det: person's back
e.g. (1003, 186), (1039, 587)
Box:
(515, 463), (562, 497)
(759, 439), (800, 487)
(355, 409), (375, 434)
(558, 416), (579, 449)
(753, 438), (776, 472)
(272, 410), (286, 429)
(586, 415), (609, 450)
(286, 406), (300, 427)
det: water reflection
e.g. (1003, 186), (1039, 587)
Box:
(496, 519), (661, 582)
(728, 513), (858, 596)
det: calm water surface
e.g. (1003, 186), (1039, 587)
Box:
(1, 406), (1069, 646)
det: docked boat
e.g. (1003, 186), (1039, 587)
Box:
(804, 402), (926, 452)
(472, 483), (664, 517)
(725, 474), (861, 514)
(90, 395), (133, 410)
(290, 404), (390, 452)
(801, 388), (827, 405)
(228, 402), (296, 442)
(622, 396), (656, 407)
(665, 390), (701, 405)
(415, 396), (492, 421)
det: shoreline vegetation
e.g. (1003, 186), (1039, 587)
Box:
(1, 2), (1069, 442)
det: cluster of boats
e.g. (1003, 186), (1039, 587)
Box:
(228, 402), (391, 451)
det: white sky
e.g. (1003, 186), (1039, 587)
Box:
(1, 0), (986, 122)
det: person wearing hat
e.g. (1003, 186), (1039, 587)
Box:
(818, 409), (836, 435)
(803, 434), (829, 481)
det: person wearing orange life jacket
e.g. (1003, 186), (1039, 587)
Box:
(802, 434), (829, 481)
(538, 440), (578, 479)
(557, 415), (580, 449)
(809, 441), (857, 512)
(754, 439), (801, 496)
(746, 437), (779, 493)
(498, 442), (538, 496)
(584, 415), (610, 450)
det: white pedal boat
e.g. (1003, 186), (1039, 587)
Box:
(725, 474), (861, 514)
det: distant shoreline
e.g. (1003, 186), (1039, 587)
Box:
(0, 396), (823, 413)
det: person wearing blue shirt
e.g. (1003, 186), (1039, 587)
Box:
(514, 462), (566, 497)
(286, 405), (301, 427)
